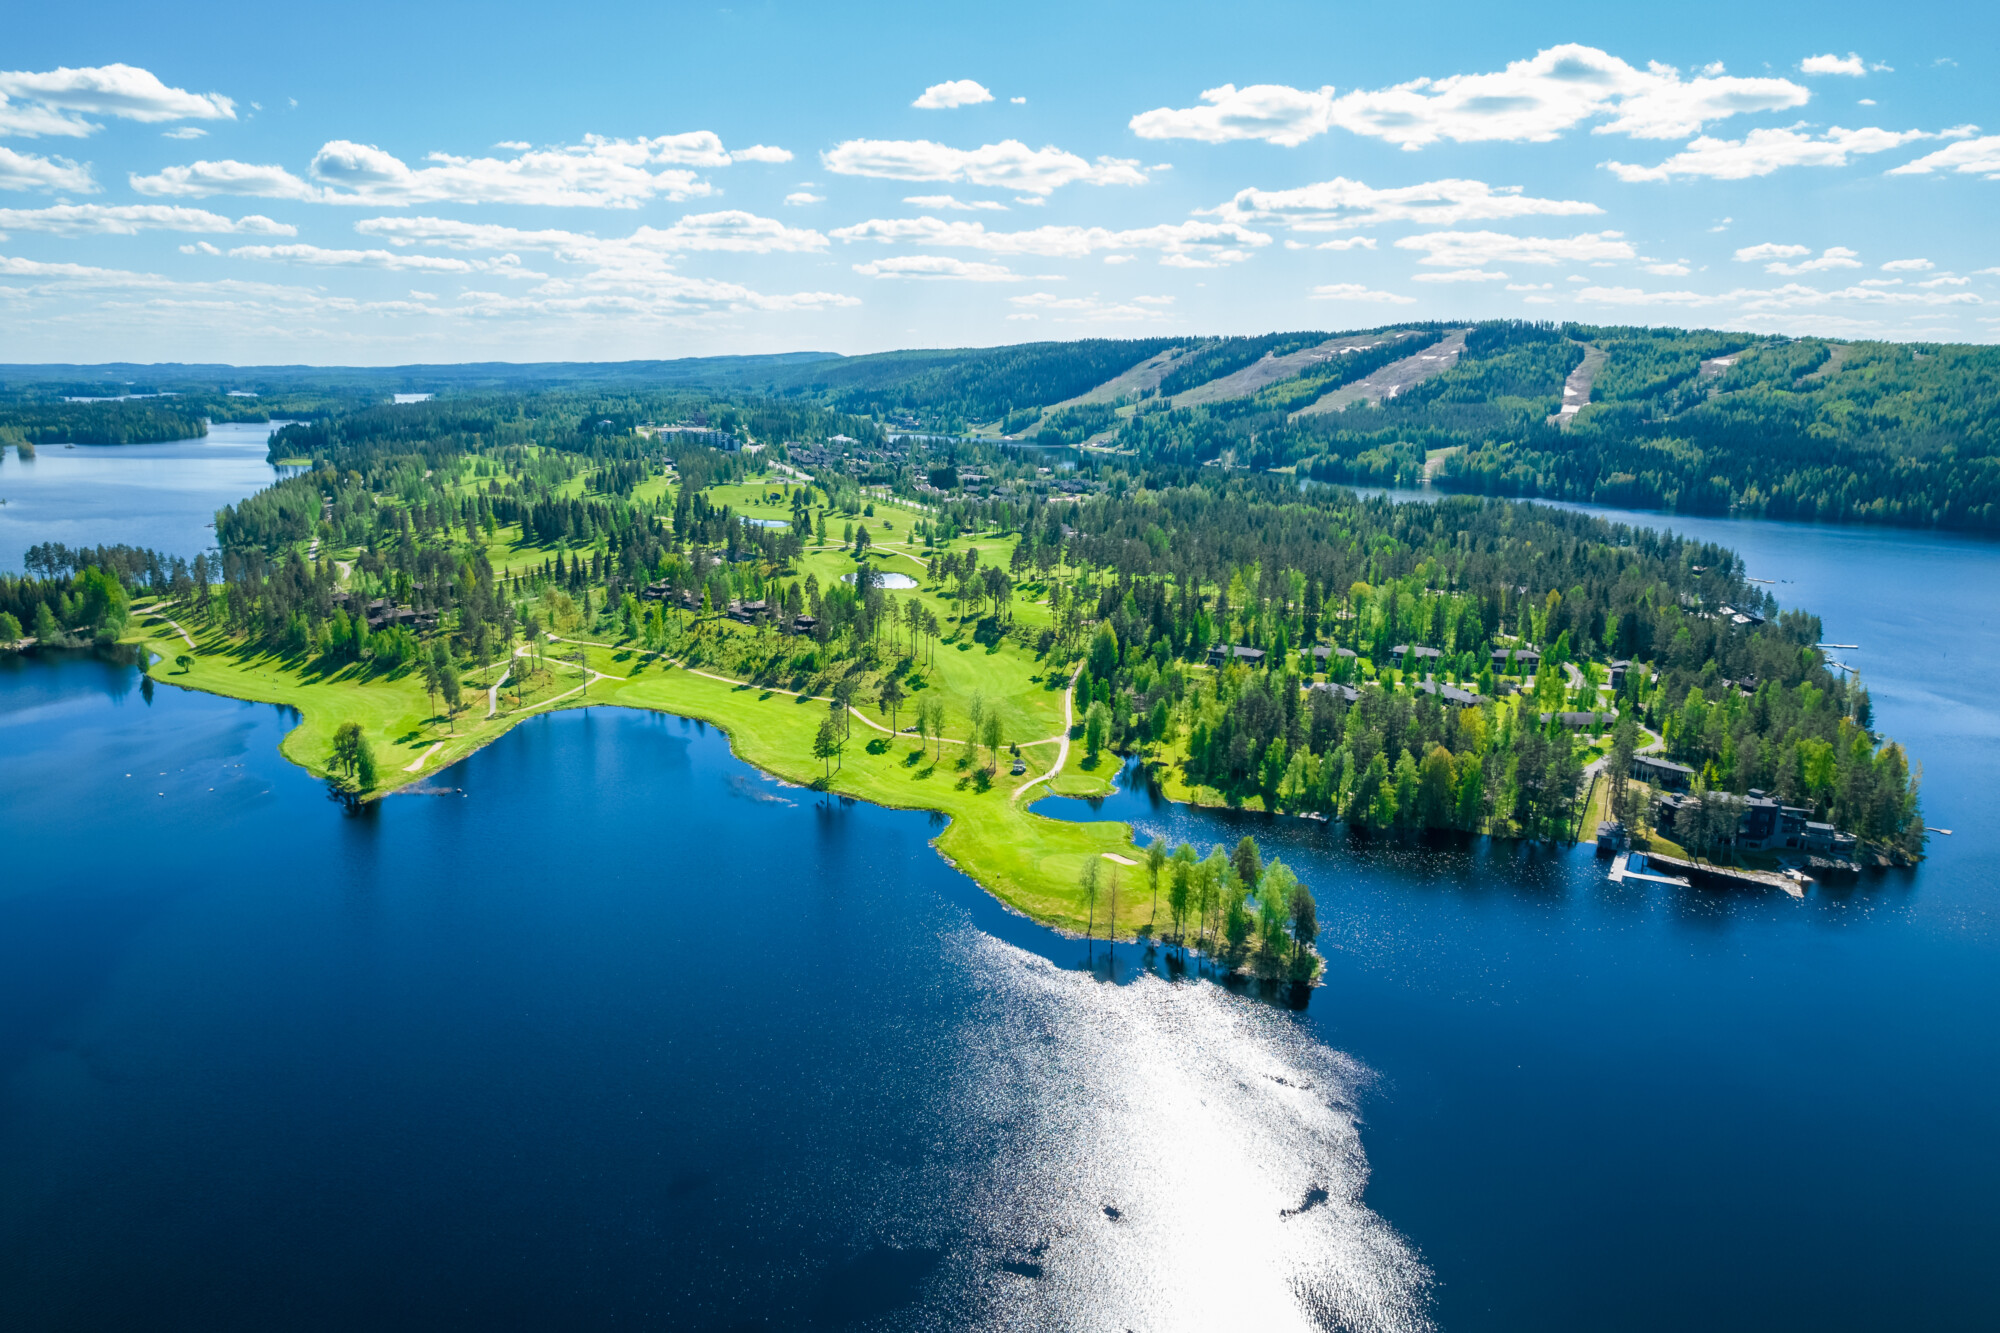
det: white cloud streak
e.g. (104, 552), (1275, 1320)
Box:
(1800, 53), (1867, 77)
(903, 194), (1007, 211)
(821, 138), (1147, 194)
(1308, 283), (1416, 304)
(853, 255), (1022, 281)
(1130, 44), (1809, 148)
(1207, 175), (1601, 232)
(1889, 136), (2000, 179)
(131, 133), (783, 208)
(1393, 229), (1634, 267)
(0, 203), (293, 238)
(1606, 124), (1931, 181)
(831, 214), (1269, 263)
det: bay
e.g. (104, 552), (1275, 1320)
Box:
(0, 422), (287, 572)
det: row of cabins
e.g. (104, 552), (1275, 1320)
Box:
(331, 593), (439, 633)
(639, 581), (819, 635)
(1217, 640), (1633, 693)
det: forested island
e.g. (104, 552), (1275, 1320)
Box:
(0, 349), (1930, 968)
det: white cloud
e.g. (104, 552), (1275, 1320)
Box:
(644, 210), (828, 252)
(357, 210), (826, 256)
(1412, 268), (1508, 282)
(1733, 242), (1810, 263)
(1130, 44), (1809, 149)
(784, 191), (822, 206)
(853, 255), (1021, 281)
(1131, 84), (1341, 148)
(1314, 237), (1378, 251)
(1800, 53), (1867, 77)
(1103, 254), (1133, 264)
(1007, 291), (1172, 322)
(1881, 257), (1934, 271)
(162, 126), (206, 140)
(0, 146), (95, 192)
(913, 80), (993, 110)
(1308, 283), (1416, 304)
(1506, 282), (1553, 290)
(130, 133), (785, 208)
(1889, 136), (2000, 179)
(0, 63), (235, 138)
(1734, 243), (1861, 274)
(903, 193), (1006, 211)
(821, 138), (1147, 194)
(409, 289), (437, 300)
(228, 242), (521, 274)
(1393, 229), (1634, 268)
(1859, 99), (1876, 107)
(831, 214), (1268, 262)
(1642, 261), (1691, 275)
(1207, 175), (1601, 232)
(0, 203), (294, 237)
(1606, 124), (1931, 181)
(1917, 275), (1968, 287)
(1573, 281), (1981, 310)
(1010, 97), (1027, 105)
(178, 241), (219, 255)
(730, 144), (793, 163)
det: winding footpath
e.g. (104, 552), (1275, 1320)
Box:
(1012, 660), (1084, 803)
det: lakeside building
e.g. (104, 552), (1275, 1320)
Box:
(1630, 754), (1695, 791)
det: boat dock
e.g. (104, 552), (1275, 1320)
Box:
(1634, 852), (1808, 899)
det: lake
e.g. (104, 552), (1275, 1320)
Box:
(0, 422), (287, 572)
(2, 481), (1995, 1330)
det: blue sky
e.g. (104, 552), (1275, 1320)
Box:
(4, 0), (1996, 364)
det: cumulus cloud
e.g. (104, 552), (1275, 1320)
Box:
(1007, 291), (1172, 321)
(1889, 135), (2000, 179)
(784, 191), (823, 205)
(0, 63), (235, 138)
(179, 241), (219, 255)
(1412, 268), (1508, 282)
(913, 80), (993, 110)
(1881, 257), (1933, 271)
(831, 214), (1268, 264)
(131, 133), (786, 208)
(821, 138), (1147, 194)
(1314, 237), (1378, 251)
(852, 255), (1021, 281)
(357, 210), (826, 256)
(903, 193), (1006, 211)
(1733, 242), (1861, 273)
(1206, 175), (1600, 232)
(0, 203), (293, 238)
(729, 144), (793, 163)
(1393, 229), (1634, 268)
(1642, 261), (1692, 275)
(1800, 53), (1868, 77)
(1308, 283), (1416, 304)
(1606, 124), (1931, 180)
(0, 145), (95, 192)
(1130, 44), (1809, 149)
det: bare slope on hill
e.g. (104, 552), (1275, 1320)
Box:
(1292, 329), (1469, 417)
(1042, 345), (1190, 413)
(1548, 343), (1606, 427)
(1173, 331), (1423, 408)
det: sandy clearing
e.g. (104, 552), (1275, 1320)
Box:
(1292, 328), (1469, 417)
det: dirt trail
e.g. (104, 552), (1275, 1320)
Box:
(1549, 343), (1606, 427)
(1292, 329), (1469, 417)
(1175, 331), (1422, 409)
(1011, 660), (1083, 802)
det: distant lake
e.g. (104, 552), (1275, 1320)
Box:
(0, 421), (286, 570)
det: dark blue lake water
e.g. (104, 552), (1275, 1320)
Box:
(3, 494), (1996, 1331)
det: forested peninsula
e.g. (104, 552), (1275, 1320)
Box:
(1, 358), (1929, 966)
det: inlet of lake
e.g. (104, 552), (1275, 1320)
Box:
(2, 437), (1995, 1331)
